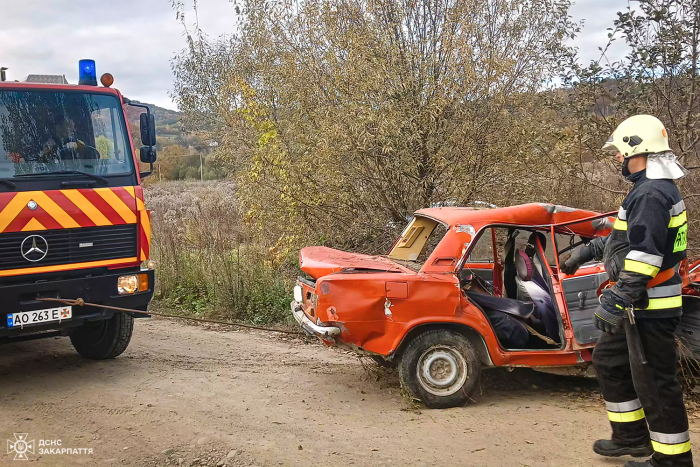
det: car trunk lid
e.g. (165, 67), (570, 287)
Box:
(299, 246), (411, 279)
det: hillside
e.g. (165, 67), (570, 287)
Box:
(124, 101), (224, 181)
(124, 100), (184, 143)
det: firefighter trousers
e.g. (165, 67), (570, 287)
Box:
(592, 316), (692, 467)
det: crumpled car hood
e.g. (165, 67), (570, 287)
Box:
(299, 246), (410, 279)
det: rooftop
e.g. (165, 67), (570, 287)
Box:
(25, 74), (69, 84)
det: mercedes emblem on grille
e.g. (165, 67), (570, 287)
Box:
(21, 235), (49, 262)
(27, 200), (37, 210)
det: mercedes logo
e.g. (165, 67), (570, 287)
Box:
(27, 200), (37, 211)
(20, 235), (48, 262)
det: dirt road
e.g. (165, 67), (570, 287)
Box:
(2, 318), (698, 467)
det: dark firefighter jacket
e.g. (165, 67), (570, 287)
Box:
(587, 170), (686, 318)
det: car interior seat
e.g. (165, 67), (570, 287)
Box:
(514, 249), (535, 301)
(513, 238), (561, 343)
(465, 229), (561, 349)
(504, 231), (549, 298)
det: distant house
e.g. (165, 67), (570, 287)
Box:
(24, 74), (69, 84)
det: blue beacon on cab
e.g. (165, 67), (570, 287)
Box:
(78, 59), (97, 86)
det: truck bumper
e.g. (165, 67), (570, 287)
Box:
(0, 269), (154, 339)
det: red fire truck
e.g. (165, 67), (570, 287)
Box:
(0, 60), (156, 359)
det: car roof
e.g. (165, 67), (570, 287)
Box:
(415, 203), (608, 231)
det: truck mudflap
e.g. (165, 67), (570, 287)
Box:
(677, 295), (700, 359)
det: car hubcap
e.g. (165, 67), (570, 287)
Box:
(416, 345), (469, 396)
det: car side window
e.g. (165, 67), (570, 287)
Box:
(553, 232), (600, 268)
(466, 228), (494, 263)
(546, 233), (568, 266)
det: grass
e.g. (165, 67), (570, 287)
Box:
(145, 180), (295, 325)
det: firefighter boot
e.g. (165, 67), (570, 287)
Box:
(594, 439), (654, 458)
(623, 460), (654, 467)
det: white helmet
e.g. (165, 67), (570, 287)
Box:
(603, 115), (686, 180)
(602, 115), (671, 157)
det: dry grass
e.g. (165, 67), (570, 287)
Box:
(145, 180), (294, 324)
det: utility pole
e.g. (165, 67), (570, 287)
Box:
(199, 153), (203, 181)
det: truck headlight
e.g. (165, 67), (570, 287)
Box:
(293, 285), (303, 302)
(118, 275), (139, 295)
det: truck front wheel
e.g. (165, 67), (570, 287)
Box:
(398, 329), (481, 409)
(70, 311), (134, 360)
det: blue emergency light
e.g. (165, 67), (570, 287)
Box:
(78, 59), (97, 86)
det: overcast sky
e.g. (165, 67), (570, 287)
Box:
(0, 0), (632, 110)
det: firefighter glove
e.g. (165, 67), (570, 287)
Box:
(561, 245), (595, 275)
(594, 288), (629, 334)
(594, 306), (624, 333)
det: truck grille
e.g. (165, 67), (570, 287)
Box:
(0, 225), (138, 271)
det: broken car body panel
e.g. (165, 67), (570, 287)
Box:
(299, 246), (409, 278)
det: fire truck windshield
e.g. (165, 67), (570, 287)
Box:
(0, 90), (134, 179)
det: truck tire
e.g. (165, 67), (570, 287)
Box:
(70, 311), (134, 360)
(398, 329), (481, 409)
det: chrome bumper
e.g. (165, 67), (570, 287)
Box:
(290, 301), (341, 339)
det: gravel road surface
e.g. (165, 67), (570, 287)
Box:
(2, 317), (697, 466)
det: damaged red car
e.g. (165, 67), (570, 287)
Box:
(291, 203), (700, 408)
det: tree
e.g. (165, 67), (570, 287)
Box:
(615, 0), (700, 166)
(553, 0), (700, 251)
(172, 0), (576, 253)
(159, 144), (186, 180)
(95, 135), (114, 159)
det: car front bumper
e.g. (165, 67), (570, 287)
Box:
(291, 300), (341, 340)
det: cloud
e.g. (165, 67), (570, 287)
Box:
(0, 0), (235, 110)
(0, 0), (634, 110)
(568, 0), (633, 66)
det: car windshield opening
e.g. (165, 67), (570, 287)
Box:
(0, 90), (133, 179)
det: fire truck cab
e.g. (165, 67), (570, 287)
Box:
(0, 61), (156, 359)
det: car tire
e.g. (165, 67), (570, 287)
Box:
(398, 329), (481, 409)
(70, 311), (134, 360)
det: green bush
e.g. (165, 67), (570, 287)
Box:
(146, 181), (294, 324)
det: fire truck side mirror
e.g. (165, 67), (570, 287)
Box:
(140, 146), (157, 164)
(139, 112), (157, 147)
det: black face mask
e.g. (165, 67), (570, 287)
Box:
(622, 158), (631, 178)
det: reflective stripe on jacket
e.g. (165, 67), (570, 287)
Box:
(590, 170), (686, 318)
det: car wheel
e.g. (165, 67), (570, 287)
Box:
(70, 311), (134, 360)
(398, 329), (481, 409)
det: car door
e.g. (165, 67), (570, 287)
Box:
(549, 213), (615, 346)
(561, 269), (607, 345)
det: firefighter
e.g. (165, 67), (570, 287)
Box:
(561, 115), (692, 467)
(41, 117), (99, 162)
